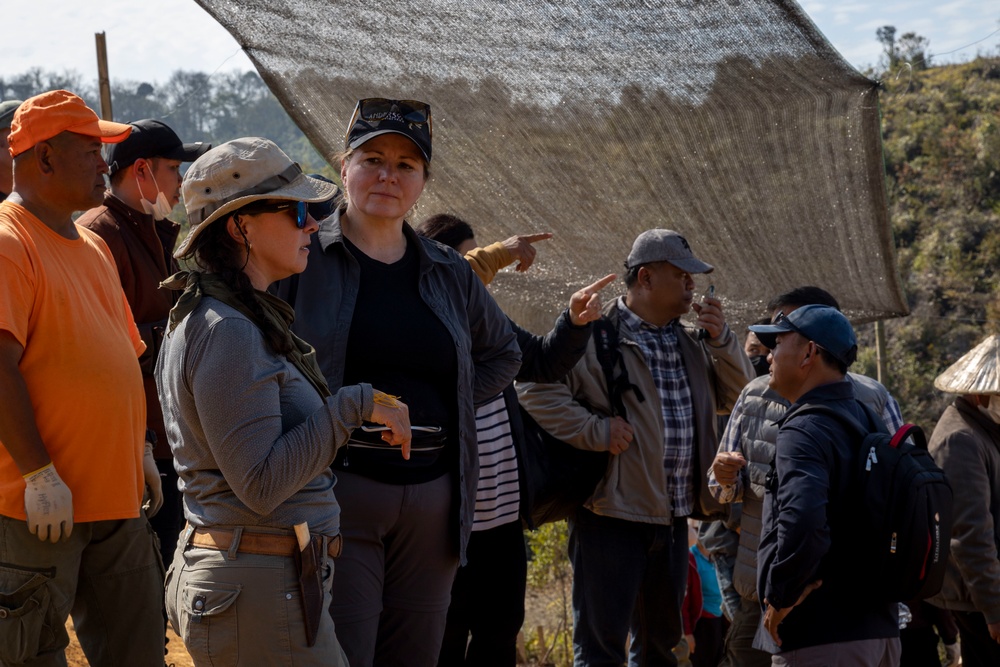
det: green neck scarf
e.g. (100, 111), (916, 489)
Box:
(162, 270), (332, 399)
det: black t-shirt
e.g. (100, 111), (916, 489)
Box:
(335, 236), (459, 484)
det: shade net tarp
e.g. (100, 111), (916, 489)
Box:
(196, 0), (908, 333)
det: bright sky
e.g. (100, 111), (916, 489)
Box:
(5, 0), (999, 85)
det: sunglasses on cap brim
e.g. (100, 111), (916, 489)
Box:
(345, 98), (432, 140)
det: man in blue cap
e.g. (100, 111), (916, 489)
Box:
(749, 306), (900, 666)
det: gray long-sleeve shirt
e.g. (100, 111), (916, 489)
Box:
(156, 297), (373, 536)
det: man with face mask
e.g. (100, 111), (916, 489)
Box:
(707, 286), (904, 667)
(927, 334), (1000, 666)
(77, 119), (209, 569)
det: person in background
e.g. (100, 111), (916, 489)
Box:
(415, 211), (552, 277)
(306, 172), (340, 221)
(277, 98), (521, 667)
(689, 521), (728, 667)
(519, 229), (753, 666)
(77, 118), (210, 568)
(900, 601), (960, 667)
(927, 333), (1000, 667)
(158, 137), (411, 665)
(675, 546), (703, 667)
(708, 286), (904, 667)
(0, 99), (22, 201)
(0, 89), (163, 665)
(416, 214), (614, 667)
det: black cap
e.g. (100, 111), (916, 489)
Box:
(106, 119), (210, 175)
(345, 99), (432, 163)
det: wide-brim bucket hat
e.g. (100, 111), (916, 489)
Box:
(934, 334), (1000, 395)
(176, 137), (338, 258)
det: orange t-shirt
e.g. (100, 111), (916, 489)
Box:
(0, 201), (146, 522)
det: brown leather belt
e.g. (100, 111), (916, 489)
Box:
(188, 525), (342, 559)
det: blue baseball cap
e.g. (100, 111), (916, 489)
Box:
(749, 304), (857, 366)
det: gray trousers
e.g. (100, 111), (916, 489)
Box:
(329, 470), (459, 667)
(771, 637), (901, 667)
(0, 514), (164, 667)
(165, 535), (348, 666)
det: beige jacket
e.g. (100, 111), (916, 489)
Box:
(517, 299), (753, 523)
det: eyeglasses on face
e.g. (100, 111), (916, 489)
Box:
(237, 200), (309, 228)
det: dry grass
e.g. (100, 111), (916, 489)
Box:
(65, 621), (194, 667)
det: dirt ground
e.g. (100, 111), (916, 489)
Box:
(64, 592), (563, 666)
(65, 622), (194, 667)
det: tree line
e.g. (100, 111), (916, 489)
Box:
(0, 68), (329, 173)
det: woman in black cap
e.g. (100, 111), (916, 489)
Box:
(157, 137), (410, 666)
(278, 99), (521, 667)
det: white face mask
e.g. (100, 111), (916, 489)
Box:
(980, 395), (1000, 424)
(136, 168), (174, 220)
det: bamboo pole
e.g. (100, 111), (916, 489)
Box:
(95, 32), (113, 121)
(875, 320), (888, 384)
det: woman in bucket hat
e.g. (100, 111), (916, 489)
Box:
(156, 137), (411, 666)
(275, 99), (521, 666)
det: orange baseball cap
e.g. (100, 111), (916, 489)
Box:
(8, 90), (132, 158)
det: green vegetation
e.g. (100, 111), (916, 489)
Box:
(871, 54), (1000, 429)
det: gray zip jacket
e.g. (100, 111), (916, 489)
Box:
(275, 209), (521, 562)
(156, 297), (373, 536)
(517, 299), (752, 523)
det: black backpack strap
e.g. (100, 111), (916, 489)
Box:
(592, 318), (644, 418)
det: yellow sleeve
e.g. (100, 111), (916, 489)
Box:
(464, 242), (514, 286)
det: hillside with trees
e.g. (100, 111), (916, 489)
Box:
(863, 52), (1000, 429)
(2, 47), (998, 431)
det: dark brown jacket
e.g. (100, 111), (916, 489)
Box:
(78, 193), (179, 458)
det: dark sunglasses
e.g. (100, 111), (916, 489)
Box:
(237, 200), (309, 228)
(346, 98), (432, 138)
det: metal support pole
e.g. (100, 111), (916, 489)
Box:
(95, 32), (113, 121)
(875, 320), (888, 385)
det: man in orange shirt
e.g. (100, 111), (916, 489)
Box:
(0, 90), (164, 666)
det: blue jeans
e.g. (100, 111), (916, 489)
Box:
(569, 508), (689, 667)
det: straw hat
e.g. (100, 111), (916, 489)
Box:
(933, 334), (1000, 395)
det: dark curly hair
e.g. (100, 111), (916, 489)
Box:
(187, 204), (293, 356)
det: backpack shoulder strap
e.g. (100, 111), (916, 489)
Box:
(592, 317), (644, 418)
(784, 402), (870, 439)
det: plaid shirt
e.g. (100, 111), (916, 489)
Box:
(618, 298), (695, 517)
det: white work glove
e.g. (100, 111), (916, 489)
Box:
(142, 444), (163, 518)
(943, 641), (960, 667)
(23, 462), (73, 543)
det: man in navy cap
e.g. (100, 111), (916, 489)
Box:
(749, 306), (900, 665)
(77, 119), (209, 565)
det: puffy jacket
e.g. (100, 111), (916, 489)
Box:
(715, 372), (897, 601)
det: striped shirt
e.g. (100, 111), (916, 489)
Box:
(472, 392), (521, 531)
(618, 298), (696, 517)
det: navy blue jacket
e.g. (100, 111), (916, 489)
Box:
(756, 380), (899, 652)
